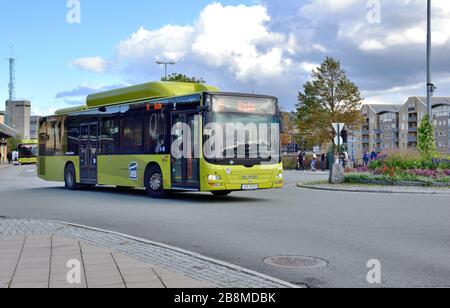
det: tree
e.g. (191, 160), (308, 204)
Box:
(162, 73), (205, 84)
(417, 115), (437, 160)
(295, 57), (363, 147)
(7, 135), (22, 152)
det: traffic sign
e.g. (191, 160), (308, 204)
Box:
(334, 136), (343, 145)
(332, 123), (345, 134)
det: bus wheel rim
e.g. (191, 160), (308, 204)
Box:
(149, 173), (162, 191)
(67, 170), (74, 187)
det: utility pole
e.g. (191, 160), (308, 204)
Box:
(427, 0), (435, 120)
(156, 60), (176, 80)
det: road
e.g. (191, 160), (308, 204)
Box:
(1, 164), (450, 288)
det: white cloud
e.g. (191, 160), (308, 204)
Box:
(117, 25), (194, 62)
(359, 39), (386, 51)
(69, 57), (107, 73)
(110, 3), (301, 82)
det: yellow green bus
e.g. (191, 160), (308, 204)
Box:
(37, 82), (283, 198)
(18, 139), (38, 165)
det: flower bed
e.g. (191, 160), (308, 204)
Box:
(346, 150), (450, 186)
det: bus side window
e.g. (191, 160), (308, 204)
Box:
(145, 111), (167, 154)
(100, 118), (119, 155)
(67, 119), (80, 155)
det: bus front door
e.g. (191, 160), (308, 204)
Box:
(79, 123), (98, 184)
(171, 112), (200, 190)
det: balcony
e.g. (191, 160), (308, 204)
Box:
(408, 127), (418, 132)
(408, 136), (418, 142)
(374, 129), (382, 135)
(362, 129), (370, 135)
(408, 117), (418, 123)
(362, 138), (370, 144)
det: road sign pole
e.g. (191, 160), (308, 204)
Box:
(338, 124), (341, 165)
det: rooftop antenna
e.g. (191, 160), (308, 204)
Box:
(6, 47), (18, 101)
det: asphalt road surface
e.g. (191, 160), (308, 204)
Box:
(1, 164), (450, 288)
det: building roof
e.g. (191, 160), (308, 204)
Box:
(0, 122), (19, 138)
(415, 97), (450, 107)
(367, 104), (402, 114)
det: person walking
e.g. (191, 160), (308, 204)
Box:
(320, 153), (327, 171)
(363, 150), (370, 166)
(7, 152), (12, 164)
(370, 149), (378, 161)
(311, 153), (317, 172)
(298, 151), (305, 171)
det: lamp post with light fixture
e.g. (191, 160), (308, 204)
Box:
(156, 61), (176, 81)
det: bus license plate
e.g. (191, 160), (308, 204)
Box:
(242, 184), (259, 190)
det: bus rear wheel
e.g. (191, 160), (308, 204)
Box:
(145, 165), (168, 199)
(211, 191), (232, 197)
(64, 164), (78, 190)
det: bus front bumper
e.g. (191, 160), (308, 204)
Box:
(201, 162), (284, 192)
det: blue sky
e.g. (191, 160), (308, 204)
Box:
(1, 0), (450, 115)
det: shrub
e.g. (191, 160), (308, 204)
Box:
(282, 156), (298, 170)
(418, 116), (437, 160)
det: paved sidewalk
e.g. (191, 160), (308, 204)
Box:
(0, 218), (297, 288)
(298, 182), (450, 195)
(0, 235), (211, 288)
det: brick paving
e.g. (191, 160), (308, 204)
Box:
(0, 217), (296, 288)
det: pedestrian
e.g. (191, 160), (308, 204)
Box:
(7, 152), (12, 164)
(298, 151), (305, 171)
(320, 153), (327, 171)
(311, 153), (317, 172)
(363, 150), (370, 166)
(370, 149), (378, 161)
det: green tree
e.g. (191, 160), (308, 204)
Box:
(162, 73), (205, 84)
(7, 135), (22, 152)
(417, 115), (437, 159)
(295, 57), (363, 147)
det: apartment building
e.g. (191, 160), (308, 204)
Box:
(354, 97), (450, 157)
(354, 104), (401, 155)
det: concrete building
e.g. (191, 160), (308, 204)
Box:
(0, 111), (19, 163)
(353, 97), (450, 158)
(30, 116), (40, 140)
(5, 100), (31, 140)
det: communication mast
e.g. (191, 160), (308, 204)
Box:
(6, 47), (17, 101)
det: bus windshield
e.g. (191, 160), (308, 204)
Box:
(18, 144), (37, 158)
(206, 95), (280, 166)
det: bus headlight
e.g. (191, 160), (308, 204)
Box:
(208, 174), (222, 181)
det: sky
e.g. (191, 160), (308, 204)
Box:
(1, 0), (450, 116)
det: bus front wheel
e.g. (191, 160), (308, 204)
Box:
(64, 164), (78, 190)
(212, 191), (232, 197)
(145, 165), (168, 199)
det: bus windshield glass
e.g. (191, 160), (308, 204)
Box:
(206, 95), (280, 166)
(18, 144), (37, 158)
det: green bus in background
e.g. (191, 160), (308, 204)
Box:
(17, 140), (38, 165)
(37, 82), (284, 198)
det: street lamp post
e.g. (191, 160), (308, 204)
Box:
(156, 61), (176, 80)
(427, 0), (436, 120)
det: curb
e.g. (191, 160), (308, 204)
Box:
(297, 183), (450, 195)
(46, 218), (302, 289)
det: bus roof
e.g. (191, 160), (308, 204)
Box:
(18, 139), (38, 145)
(54, 81), (219, 115)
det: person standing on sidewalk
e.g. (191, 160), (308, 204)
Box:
(7, 152), (12, 164)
